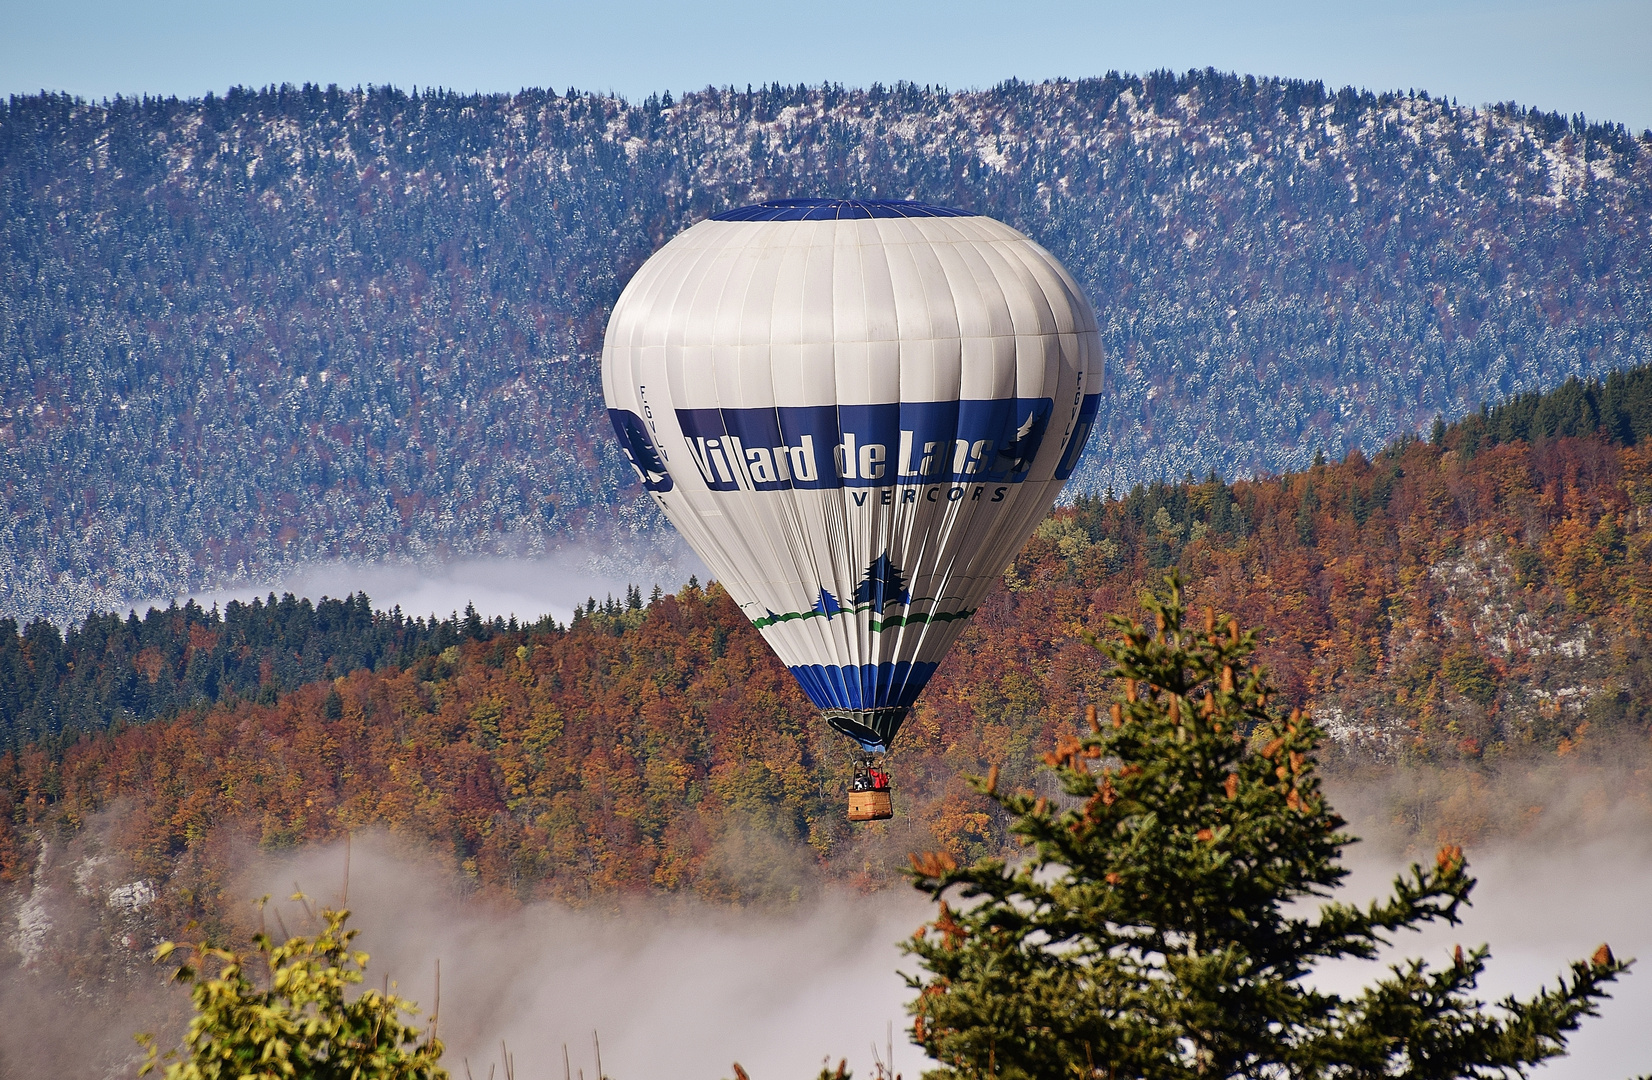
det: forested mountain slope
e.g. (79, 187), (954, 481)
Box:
(3, 72), (1649, 621)
(7, 365), (1645, 763)
(2, 382), (1647, 933)
(0, 593), (540, 751)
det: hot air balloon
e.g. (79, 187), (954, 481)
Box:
(602, 198), (1102, 820)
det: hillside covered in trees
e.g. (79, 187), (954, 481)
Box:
(0, 373), (1647, 950)
(0, 593), (543, 751)
(3, 72), (1649, 621)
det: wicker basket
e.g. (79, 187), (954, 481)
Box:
(848, 789), (894, 821)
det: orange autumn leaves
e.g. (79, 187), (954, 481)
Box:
(0, 430), (1645, 914)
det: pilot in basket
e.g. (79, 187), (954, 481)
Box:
(848, 758), (893, 821)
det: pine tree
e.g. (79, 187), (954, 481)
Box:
(904, 575), (1632, 1079)
(855, 553), (911, 609)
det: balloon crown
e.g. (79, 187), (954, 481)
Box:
(711, 198), (973, 221)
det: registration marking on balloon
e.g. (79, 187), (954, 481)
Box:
(601, 199), (1103, 764)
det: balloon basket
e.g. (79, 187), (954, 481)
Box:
(848, 788), (894, 821)
(848, 758), (894, 821)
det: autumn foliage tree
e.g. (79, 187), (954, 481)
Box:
(904, 577), (1632, 1079)
(139, 899), (447, 1080)
(0, 383), (1649, 921)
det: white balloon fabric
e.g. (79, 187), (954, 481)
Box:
(602, 199), (1102, 752)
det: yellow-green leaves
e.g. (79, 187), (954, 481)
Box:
(138, 899), (447, 1080)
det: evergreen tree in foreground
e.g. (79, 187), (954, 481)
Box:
(904, 576), (1633, 1079)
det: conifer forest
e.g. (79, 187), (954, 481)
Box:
(3, 384), (1648, 928)
(3, 73), (1648, 621)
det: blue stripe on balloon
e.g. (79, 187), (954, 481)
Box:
(788, 661), (940, 711)
(1054, 392), (1103, 481)
(712, 199), (972, 222)
(675, 397), (1054, 492)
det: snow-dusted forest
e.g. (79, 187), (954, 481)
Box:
(3, 71), (1648, 620)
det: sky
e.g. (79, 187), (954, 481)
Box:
(4, 0), (1650, 132)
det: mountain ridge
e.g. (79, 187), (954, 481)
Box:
(3, 71), (1648, 621)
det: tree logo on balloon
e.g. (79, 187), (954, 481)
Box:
(606, 409), (675, 493)
(854, 553), (911, 611)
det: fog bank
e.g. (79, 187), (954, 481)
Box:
(174, 547), (710, 626)
(1323, 832), (1652, 1079)
(4, 766), (1649, 1079)
(250, 838), (928, 1080)
(244, 814), (1650, 1080)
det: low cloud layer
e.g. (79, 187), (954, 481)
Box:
(249, 837), (929, 1080)
(4, 769), (1648, 1079)
(176, 548), (711, 627)
(247, 804), (1651, 1080)
(1322, 834), (1652, 1079)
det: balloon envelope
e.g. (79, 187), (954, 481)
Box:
(602, 199), (1102, 751)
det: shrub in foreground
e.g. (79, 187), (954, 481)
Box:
(139, 899), (447, 1080)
